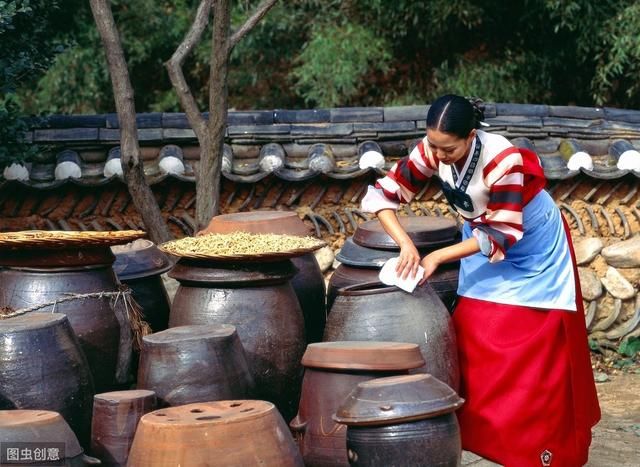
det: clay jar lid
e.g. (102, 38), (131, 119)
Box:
(333, 374), (464, 426)
(112, 239), (173, 280)
(352, 216), (458, 250)
(301, 342), (424, 371)
(142, 324), (237, 346)
(201, 211), (312, 237)
(0, 410), (83, 457)
(141, 400), (277, 428)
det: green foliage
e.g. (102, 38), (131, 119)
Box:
(430, 52), (549, 103)
(0, 96), (38, 168)
(0, 0), (72, 167)
(11, 0), (640, 113)
(618, 337), (640, 358)
(292, 22), (391, 107)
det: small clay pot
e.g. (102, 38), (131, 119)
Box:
(334, 374), (464, 466)
(127, 401), (304, 467)
(137, 324), (253, 407)
(112, 239), (173, 333)
(91, 390), (157, 467)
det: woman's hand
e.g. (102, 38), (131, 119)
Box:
(418, 251), (443, 285)
(396, 240), (421, 280)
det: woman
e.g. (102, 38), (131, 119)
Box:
(361, 95), (600, 467)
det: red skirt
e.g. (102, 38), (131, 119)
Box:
(452, 221), (600, 466)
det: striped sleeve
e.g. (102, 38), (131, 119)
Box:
(473, 147), (525, 263)
(362, 139), (437, 213)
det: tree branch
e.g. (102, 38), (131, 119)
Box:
(228, 0), (279, 54)
(165, 0), (213, 142)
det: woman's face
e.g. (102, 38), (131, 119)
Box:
(426, 128), (476, 165)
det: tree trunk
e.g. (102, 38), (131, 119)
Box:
(89, 0), (172, 244)
(195, 0), (231, 230)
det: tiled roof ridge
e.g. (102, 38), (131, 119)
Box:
(6, 102), (640, 188)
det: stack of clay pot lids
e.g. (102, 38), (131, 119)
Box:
(302, 342), (425, 371)
(334, 374), (464, 426)
(353, 217), (458, 250)
(202, 211), (312, 236)
(112, 239), (173, 280)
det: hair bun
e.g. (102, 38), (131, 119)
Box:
(466, 96), (485, 128)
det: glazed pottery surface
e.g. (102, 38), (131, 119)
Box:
(0, 248), (124, 392)
(291, 342), (425, 467)
(328, 261), (459, 313)
(324, 282), (459, 391)
(335, 374), (463, 466)
(0, 410), (100, 466)
(91, 389), (157, 467)
(168, 259), (305, 420)
(200, 210), (326, 343)
(352, 216), (458, 250)
(127, 401), (304, 467)
(344, 415), (461, 467)
(0, 313), (94, 448)
(334, 374), (464, 426)
(112, 239), (172, 333)
(137, 324), (253, 406)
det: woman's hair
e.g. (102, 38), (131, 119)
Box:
(426, 94), (485, 138)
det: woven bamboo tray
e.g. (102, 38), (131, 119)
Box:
(158, 232), (325, 262)
(0, 230), (147, 249)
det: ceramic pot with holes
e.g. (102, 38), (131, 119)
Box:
(200, 210), (327, 343)
(334, 374), (464, 466)
(0, 410), (101, 467)
(127, 401), (304, 467)
(329, 216), (460, 312)
(136, 324), (253, 407)
(324, 282), (459, 391)
(168, 259), (305, 420)
(290, 342), (424, 467)
(0, 314), (94, 448)
(90, 389), (157, 467)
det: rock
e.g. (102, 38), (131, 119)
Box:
(602, 237), (640, 268)
(332, 257), (342, 271)
(579, 268), (603, 301)
(574, 237), (604, 265)
(601, 267), (636, 300)
(594, 372), (610, 383)
(313, 246), (335, 273)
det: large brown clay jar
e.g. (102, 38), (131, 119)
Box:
(168, 258), (305, 420)
(127, 401), (304, 467)
(291, 342), (424, 467)
(201, 210), (327, 343)
(0, 247), (125, 392)
(91, 390), (157, 467)
(0, 313), (94, 449)
(324, 282), (459, 391)
(137, 324), (253, 406)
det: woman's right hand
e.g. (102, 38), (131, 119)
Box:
(396, 240), (421, 280)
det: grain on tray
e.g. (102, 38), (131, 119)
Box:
(160, 231), (324, 257)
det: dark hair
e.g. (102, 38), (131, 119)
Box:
(426, 94), (485, 138)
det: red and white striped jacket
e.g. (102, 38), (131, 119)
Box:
(361, 130), (546, 262)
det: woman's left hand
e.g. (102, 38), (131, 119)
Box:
(418, 252), (442, 285)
